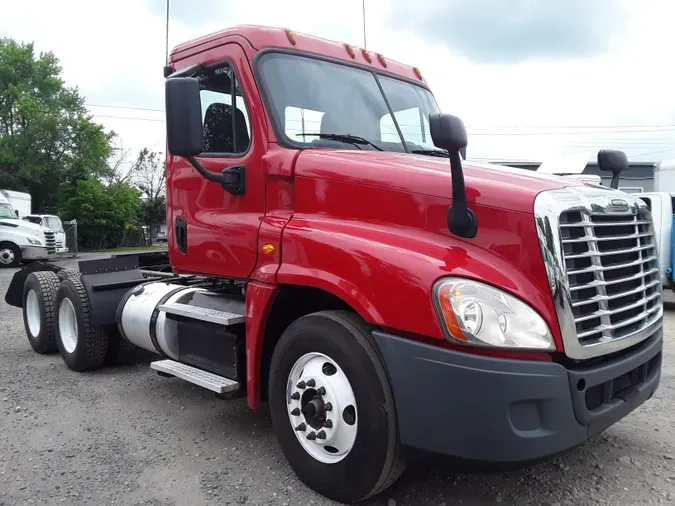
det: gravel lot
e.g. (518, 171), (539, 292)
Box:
(1, 255), (674, 506)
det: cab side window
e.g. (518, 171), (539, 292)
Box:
(197, 65), (251, 155)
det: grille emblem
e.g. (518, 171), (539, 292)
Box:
(609, 198), (629, 211)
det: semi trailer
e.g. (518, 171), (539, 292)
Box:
(4, 25), (663, 504)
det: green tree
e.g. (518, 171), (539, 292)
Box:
(131, 148), (166, 240)
(0, 38), (114, 212)
(60, 178), (139, 250)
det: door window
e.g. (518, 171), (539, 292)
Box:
(196, 65), (252, 155)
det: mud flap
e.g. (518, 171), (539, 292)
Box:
(4, 261), (63, 308)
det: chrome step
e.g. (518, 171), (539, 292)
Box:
(150, 359), (240, 393)
(157, 302), (245, 325)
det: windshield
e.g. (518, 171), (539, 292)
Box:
(44, 216), (64, 233)
(0, 203), (16, 219)
(258, 53), (440, 152)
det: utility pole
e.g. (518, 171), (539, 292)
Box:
(165, 0), (170, 65)
(362, 0), (367, 49)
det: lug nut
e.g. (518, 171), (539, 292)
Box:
(291, 408), (300, 416)
(324, 419), (333, 428)
(316, 430), (326, 440)
(297, 381), (306, 389)
(306, 379), (316, 387)
(317, 387), (326, 395)
(290, 392), (300, 400)
(294, 423), (306, 431)
(306, 432), (317, 441)
(324, 402), (333, 411)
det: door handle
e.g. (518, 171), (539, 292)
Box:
(220, 165), (246, 195)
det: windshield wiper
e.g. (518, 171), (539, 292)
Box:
(297, 133), (384, 151)
(410, 149), (449, 158)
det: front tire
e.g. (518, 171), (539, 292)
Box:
(55, 278), (109, 371)
(22, 271), (60, 353)
(0, 242), (21, 268)
(269, 311), (405, 503)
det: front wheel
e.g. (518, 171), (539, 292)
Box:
(268, 311), (405, 503)
(0, 243), (21, 268)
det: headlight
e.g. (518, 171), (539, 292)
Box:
(26, 237), (42, 246)
(433, 278), (554, 350)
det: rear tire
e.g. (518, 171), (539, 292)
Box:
(57, 269), (80, 282)
(0, 242), (21, 268)
(22, 271), (60, 354)
(55, 278), (109, 371)
(268, 311), (405, 503)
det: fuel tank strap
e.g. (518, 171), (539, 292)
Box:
(149, 286), (190, 356)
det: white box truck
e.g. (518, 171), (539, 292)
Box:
(0, 192), (55, 267)
(0, 189), (32, 218)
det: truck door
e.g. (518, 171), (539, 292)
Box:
(167, 43), (266, 279)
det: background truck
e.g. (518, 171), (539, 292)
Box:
(631, 192), (675, 288)
(0, 192), (55, 267)
(4, 26), (663, 504)
(22, 214), (68, 253)
(0, 189), (31, 218)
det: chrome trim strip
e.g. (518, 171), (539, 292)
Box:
(534, 186), (663, 360)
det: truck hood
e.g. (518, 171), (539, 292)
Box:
(0, 218), (44, 235)
(294, 150), (584, 214)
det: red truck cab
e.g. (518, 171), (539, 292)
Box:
(159, 25), (663, 501)
(8, 25), (663, 504)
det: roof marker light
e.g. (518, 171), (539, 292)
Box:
(376, 53), (387, 67)
(344, 43), (356, 59)
(361, 48), (372, 63)
(413, 67), (423, 80)
(285, 29), (296, 45)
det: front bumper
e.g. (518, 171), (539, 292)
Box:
(21, 246), (50, 261)
(373, 330), (662, 463)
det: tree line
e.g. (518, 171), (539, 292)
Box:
(0, 38), (166, 250)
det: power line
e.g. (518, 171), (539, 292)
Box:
(92, 115), (165, 122)
(86, 103), (164, 113)
(628, 148), (675, 159)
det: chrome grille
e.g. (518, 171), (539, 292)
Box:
(534, 187), (663, 360)
(43, 230), (56, 254)
(560, 210), (661, 345)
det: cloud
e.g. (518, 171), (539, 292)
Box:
(386, 0), (630, 63)
(1, 0), (673, 166)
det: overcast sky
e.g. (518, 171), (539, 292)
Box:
(2, 0), (674, 166)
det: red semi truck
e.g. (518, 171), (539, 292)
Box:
(5, 26), (663, 503)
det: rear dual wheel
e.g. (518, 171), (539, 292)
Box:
(269, 311), (405, 503)
(54, 278), (109, 371)
(22, 271), (60, 353)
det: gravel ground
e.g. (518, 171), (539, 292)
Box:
(0, 255), (674, 506)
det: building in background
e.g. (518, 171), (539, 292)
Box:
(492, 160), (660, 194)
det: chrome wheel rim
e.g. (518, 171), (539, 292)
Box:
(0, 248), (15, 265)
(58, 298), (78, 354)
(286, 352), (358, 464)
(25, 289), (41, 337)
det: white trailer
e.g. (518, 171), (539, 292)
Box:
(0, 189), (31, 218)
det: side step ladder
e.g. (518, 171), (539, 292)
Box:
(158, 302), (245, 325)
(151, 360), (240, 394)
